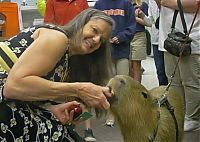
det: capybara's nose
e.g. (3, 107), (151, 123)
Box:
(106, 86), (118, 104)
(106, 95), (118, 104)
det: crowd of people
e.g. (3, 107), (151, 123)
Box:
(0, 0), (199, 141)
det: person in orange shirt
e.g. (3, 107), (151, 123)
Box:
(44, 0), (89, 26)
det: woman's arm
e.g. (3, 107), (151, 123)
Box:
(3, 28), (111, 109)
(3, 28), (68, 100)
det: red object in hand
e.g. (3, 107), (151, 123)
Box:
(69, 104), (82, 120)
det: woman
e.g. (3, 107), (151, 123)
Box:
(0, 8), (115, 141)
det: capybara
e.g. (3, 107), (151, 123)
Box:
(107, 75), (184, 142)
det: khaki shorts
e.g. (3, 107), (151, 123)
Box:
(130, 32), (147, 60)
(112, 58), (129, 75)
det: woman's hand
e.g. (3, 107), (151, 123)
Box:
(50, 101), (80, 125)
(76, 83), (112, 110)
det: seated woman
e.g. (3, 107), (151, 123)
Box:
(0, 8), (115, 142)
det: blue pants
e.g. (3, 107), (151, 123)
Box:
(152, 44), (168, 86)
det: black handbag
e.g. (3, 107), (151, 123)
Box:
(164, 0), (192, 57)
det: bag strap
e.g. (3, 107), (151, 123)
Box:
(171, 0), (188, 34)
(187, 3), (200, 36)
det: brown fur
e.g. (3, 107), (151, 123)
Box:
(107, 75), (185, 142)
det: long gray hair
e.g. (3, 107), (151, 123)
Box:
(61, 8), (115, 50)
(61, 8), (115, 85)
(62, 8), (115, 37)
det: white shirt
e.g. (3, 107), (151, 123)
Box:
(148, 0), (160, 45)
(159, 6), (200, 54)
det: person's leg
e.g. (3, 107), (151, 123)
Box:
(178, 54), (200, 131)
(130, 32), (147, 83)
(83, 106), (96, 141)
(84, 119), (91, 130)
(106, 58), (129, 127)
(116, 58), (129, 75)
(152, 44), (168, 85)
(164, 52), (185, 136)
(105, 109), (115, 127)
(132, 60), (142, 82)
(130, 60), (142, 82)
(164, 52), (185, 103)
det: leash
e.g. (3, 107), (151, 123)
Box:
(156, 92), (179, 142)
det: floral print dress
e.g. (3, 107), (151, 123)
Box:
(0, 25), (80, 142)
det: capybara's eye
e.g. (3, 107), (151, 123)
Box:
(120, 79), (125, 85)
(141, 92), (148, 99)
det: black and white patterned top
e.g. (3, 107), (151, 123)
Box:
(0, 25), (85, 142)
(3, 24), (70, 83)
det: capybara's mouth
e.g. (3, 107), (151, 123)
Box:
(106, 86), (118, 104)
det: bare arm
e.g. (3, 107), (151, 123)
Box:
(3, 28), (111, 109)
(156, 0), (199, 13)
(4, 29), (69, 100)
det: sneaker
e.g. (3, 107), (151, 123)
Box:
(105, 119), (115, 127)
(184, 117), (200, 132)
(84, 128), (96, 142)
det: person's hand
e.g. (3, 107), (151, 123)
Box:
(137, 10), (145, 19)
(110, 36), (119, 44)
(50, 101), (80, 125)
(76, 83), (112, 109)
(135, 8), (140, 17)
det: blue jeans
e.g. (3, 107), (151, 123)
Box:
(152, 44), (168, 85)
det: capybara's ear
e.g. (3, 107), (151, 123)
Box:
(141, 92), (148, 99)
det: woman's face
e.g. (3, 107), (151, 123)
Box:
(79, 19), (112, 54)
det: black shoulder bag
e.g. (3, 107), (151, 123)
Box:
(164, 0), (192, 57)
